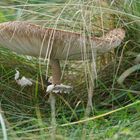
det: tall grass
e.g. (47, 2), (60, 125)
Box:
(0, 0), (140, 139)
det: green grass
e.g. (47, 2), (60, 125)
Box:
(0, 0), (140, 140)
(0, 47), (140, 140)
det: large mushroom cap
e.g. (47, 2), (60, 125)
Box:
(0, 21), (125, 60)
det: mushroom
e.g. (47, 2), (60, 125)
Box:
(0, 21), (125, 126)
(0, 21), (125, 84)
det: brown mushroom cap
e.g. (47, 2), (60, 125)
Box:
(0, 21), (125, 60)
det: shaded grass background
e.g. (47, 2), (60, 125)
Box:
(0, 0), (140, 139)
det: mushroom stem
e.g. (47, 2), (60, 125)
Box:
(49, 59), (61, 140)
(49, 93), (56, 140)
(50, 59), (61, 85)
